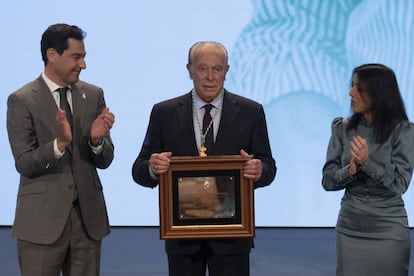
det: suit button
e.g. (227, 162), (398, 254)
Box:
(68, 184), (74, 189)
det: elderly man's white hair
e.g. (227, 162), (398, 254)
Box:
(187, 41), (228, 65)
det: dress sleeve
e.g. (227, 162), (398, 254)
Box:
(359, 121), (414, 195)
(322, 117), (356, 191)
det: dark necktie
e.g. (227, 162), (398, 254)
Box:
(203, 104), (214, 155)
(57, 87), (77, 202)
(57, 87), (72, 127)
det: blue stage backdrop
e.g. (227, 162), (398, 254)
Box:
(1, 0), (414, 227)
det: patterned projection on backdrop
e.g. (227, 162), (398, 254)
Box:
(226, 0), (414, 224)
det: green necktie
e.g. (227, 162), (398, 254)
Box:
(57, 87), (72, 127)
(57, 87), (77, 201)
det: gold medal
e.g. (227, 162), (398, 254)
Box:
(199, 144), (207, 157)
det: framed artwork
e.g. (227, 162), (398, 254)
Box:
(158, 155), (254, 239)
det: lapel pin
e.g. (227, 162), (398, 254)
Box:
(82, 93), (86, 99)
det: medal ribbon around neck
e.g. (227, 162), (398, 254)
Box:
(192, 91), (223, 156)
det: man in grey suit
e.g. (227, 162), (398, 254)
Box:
(7, 23), (115, 276)
(132, 41), (276, 276)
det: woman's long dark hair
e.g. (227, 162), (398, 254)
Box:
(347, 64), (408, 143)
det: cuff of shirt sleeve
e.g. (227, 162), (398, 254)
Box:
(359, 156), (384, 180)
(54, 138), (64, 159)
(337, 165), (357, 186)
(149, 166), (157, 180)
(89, 138), (104, 155)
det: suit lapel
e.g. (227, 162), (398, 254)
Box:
(31, 76), (75, 154)
(71, 83), (87, 139)
(214, 92), (240, 153)
(177, 92), (199, 155)
(32, 76), (60, 127)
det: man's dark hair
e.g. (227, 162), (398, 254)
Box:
(40, 23), (85, 65)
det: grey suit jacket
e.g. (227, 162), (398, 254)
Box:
(7, 76), (114, 244)
(132, 90), (276, 255)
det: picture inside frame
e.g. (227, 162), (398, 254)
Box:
(172, 170), (241, 226)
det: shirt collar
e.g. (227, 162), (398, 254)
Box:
(192, 88), (224, 110)
(41, 72), (71, 92)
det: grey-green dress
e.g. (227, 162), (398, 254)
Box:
(322, 117), (414, 276)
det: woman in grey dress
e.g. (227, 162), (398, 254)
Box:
(322, 63), (414, 276)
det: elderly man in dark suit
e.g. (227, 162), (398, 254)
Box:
(132, 41), (276, 276)
(7, 23), (115, 276)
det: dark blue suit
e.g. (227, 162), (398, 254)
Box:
(132, 90), (276, 275)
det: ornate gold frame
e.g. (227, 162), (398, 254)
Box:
(159, 155), (255, 239)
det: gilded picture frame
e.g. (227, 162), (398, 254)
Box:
(158, 155), (255, 239)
